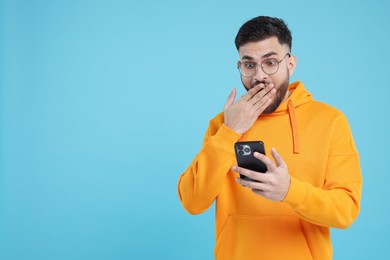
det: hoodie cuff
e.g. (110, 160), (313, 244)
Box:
(283, 176), (310, 209)
(214, 124), (242, 144)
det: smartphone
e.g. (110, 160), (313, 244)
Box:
(234, 141), (267, 181)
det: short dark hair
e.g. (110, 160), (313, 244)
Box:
(235, 16), (292, 50)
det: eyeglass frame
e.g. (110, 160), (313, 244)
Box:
(237, 53), (291, 78)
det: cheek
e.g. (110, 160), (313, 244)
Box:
(272, 71), (289, 86)
(241, 77), (252, 90)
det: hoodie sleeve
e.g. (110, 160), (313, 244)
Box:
(178, 121), (241, 215)
(283, 114), (362, 228)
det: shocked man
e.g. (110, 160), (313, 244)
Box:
(178, 16), (362, 260)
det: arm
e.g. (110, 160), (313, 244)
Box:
(178, 123), (240, 215)
(284, 115), (362, 228)
(235, 115), (362, 228)
(178, 83), (276, 214)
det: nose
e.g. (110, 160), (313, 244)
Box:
(253, 65), (269, 82)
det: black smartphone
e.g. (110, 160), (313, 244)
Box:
(234, 141), (267, 181)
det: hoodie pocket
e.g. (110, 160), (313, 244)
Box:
(214, 215), (313, 260)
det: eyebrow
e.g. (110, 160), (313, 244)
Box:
(241, 51), (278, 61)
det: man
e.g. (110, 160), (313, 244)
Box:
(178, 16), (362, 260)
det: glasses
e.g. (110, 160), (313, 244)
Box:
(237, 53), (291, 78)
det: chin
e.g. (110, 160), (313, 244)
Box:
(263, 103), (278, 114)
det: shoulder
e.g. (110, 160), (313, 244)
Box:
(210, 111), (224, 124)
(303, 99), (347, 120)
(302, 100), (353, 138)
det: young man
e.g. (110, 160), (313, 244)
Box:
(178, 16), (362, 260)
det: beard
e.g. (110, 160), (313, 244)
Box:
(242, 77), (290, 114)
(262, 78), (289, 114)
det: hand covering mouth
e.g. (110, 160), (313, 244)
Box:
(251, 79), (271, 90)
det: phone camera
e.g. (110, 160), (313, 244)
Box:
(236, 144), (251, 156)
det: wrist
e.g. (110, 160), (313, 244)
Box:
(222, 123), (243, 135)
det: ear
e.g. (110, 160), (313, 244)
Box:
(287, 55), (297, 77)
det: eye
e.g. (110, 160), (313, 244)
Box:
(243, 62), (256, 69)
(263, 59), (278, 67)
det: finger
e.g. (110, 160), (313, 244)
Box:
(252, 96), (273, 117)
(224, 88), (236, 111)
(252, 189), (265, 196)
(253, 152), (277, 172)
(246, 83), (270, 102)
(257, 82), (275, 97)
(251, 84), (276, 108)
(233, 166), (263, 182)
(236, 178), (266, 190)
(248, 88), (276, 118)
(271, 147), (287, 168)
(242, 84), (264, 101)
(240, 85), (275, 119)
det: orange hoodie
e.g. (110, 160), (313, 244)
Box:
(178, 81), (362, 260)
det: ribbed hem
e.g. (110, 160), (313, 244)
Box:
(214, 124), (242, 145)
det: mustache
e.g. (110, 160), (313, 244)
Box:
(251, 79), (271, 89)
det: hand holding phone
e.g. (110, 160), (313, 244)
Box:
(234, 141), (267, 181)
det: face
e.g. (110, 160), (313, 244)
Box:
(238, 37), (296, 114)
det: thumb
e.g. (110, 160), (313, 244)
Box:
(224, 88), (236, 111)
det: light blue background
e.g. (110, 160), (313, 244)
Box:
(1, 0), (389, 259)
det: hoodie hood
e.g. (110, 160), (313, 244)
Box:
(262, 81), (313, 154)
(273, 81), (313, 114)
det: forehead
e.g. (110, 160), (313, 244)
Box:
(238, 37), (288, 59)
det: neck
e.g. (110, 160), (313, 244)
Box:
(282, 89), (291, 103)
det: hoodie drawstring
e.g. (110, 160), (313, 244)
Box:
(287, 100), (300, 154)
